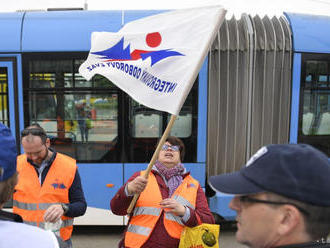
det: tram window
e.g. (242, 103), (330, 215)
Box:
(1, 67), (11, 208)
(301, 92), (330, 135)
(23, 55), (120, 163)
(29, 60), (72, 88)
(73, 59), (91, 88)
(168, 106), (192, 138)
(127, 82), (198, 162)
(130, 101), (163, 138)
(23, 54), (198, 163)
(299, 57), (330, 156)
(30, 73), (55, 88)
(0, 67), (9, 126)
(305, 74), (312, 83)
(29, 92), (57, 120)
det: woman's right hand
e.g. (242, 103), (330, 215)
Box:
(127, 176), (148, 195)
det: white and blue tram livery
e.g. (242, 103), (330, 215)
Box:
(0, 9), (329, 224)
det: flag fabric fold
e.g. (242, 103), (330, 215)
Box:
(79, 6), (226, 115)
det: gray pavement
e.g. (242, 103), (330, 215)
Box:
(71, 226), (247, 248)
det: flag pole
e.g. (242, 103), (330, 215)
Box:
(127, 114), (177, 214)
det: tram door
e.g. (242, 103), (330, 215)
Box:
(0, 60), (21, 208)
(0, 61), (19, 134)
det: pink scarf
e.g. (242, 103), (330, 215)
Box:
(155, 160), (185, 197)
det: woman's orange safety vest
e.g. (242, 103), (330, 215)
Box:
(13, 153), (76, 241)
(125, 171), (199, 248)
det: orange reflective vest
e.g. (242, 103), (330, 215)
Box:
(13, 153), (76, 241)
(125, 171), (199, 248)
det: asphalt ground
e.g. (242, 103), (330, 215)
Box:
(71, 225), (247, 248)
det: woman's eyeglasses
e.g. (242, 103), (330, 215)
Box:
(161, 144), (179, 151)
(239, 195), (310, 216)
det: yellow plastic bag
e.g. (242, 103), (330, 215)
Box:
(179, 223), (220, 248)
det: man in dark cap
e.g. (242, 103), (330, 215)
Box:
(209, 144), (330, 248)
(0, 123), (59, 247)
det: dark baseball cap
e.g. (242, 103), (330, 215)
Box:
(0, 123), (17, 182)
(209, 144), (330, 206)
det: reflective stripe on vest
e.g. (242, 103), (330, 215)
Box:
(124, 171), (199, 247)
(13, 200), (37, 210)
(164, 212), (184, 225)
(13, 201), (63, 211)
(133, 206), (161, 217)
(23, 220), (38, 227)
(39, 219), (74, 229)
(173, 195), (195, 210)
(13, 153), (76, 241)
(127, 224), (152, 236)
(39, 203), (61, 210)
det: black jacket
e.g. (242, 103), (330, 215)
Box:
(0, 209), (23, 222)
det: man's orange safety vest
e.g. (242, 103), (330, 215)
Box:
(125, 171), (199, 248)
(13, 153), (76, 241)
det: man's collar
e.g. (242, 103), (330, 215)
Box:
(44, 147), (56, 165)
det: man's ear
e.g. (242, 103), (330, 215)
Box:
(46, 137), (51, 148)
(277, 205), (302, 236)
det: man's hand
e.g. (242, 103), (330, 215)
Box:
(160, 198), (186, 217)
(127, 176), (148, 195)
(43, 204), (64, 223)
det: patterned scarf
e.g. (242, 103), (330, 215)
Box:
(155, 160), (185, 197)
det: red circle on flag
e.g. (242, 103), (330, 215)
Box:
(146, 32), (162, 47)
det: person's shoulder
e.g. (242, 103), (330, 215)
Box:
(0, 220), (59, 248)
(55, 152), (76, 165)
(17, 153), (26, 161)
(56, 152), (75, 161)
(183, 171), (196, 181)
(183, 171), (191, 177)
(183, 173), (201, 187)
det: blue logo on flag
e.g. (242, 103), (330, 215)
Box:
(92, 32), (184, 66)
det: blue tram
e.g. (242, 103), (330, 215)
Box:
(0, 9), (329, 224)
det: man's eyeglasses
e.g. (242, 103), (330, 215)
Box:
(161, 144), (179, 151)
(21, 128), (47, 138)
(239, 195), (310, 216)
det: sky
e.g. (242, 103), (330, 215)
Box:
(1, 0), (330, 18)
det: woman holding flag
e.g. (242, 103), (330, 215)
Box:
(80, 7), (225, 247)
(111, 136), (214, 248)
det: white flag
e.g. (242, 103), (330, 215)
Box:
(79, 6), (226, 115)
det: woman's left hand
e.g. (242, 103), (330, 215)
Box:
(160, 198), (186, 217)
